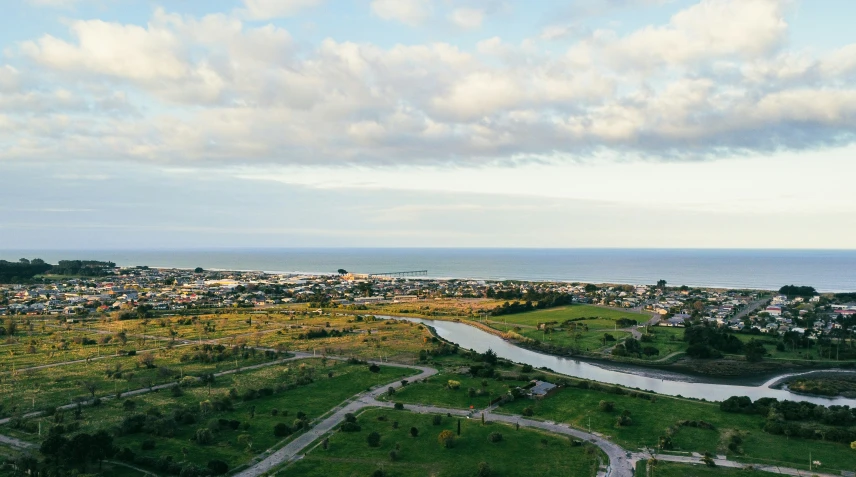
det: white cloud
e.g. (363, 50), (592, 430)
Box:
(2, 0), (856, 168)
(370, 0), (432, 26)
(448, 8), (484, 30)
(239, 0), (324, 20)
(602, 0), (789, 68)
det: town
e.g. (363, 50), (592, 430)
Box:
(2, 263), (854, 349)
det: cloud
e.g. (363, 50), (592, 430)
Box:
(239, 0), (324, 20)
(370, 0), (432, 26)
(448, 8), (484, 30)
(2, 0), (856, 168)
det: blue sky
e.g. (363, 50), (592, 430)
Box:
(1, 0), (855, 249)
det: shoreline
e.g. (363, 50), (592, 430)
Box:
(4, 248), (855, 292)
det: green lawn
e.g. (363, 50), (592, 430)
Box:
(498, 385), (856, 471)
(385, 372), (531, 410)
(286, 408), (603, 477)
(490, 304), (650, 327)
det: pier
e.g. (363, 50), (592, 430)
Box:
(368, 270), (428, 278)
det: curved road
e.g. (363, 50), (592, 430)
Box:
(1, 353), (833, 477)
(233, 360), (634, 477)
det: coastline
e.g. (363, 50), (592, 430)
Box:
(4, 248), (855, 292)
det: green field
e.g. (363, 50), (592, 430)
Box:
(286, 408), (603, 477)
(490, 304), (650, 327)
(8, 359), (418, 472)
(497, 385), (856, 471)
(637, 460), (763, 476)
(383, 372), (531, 410)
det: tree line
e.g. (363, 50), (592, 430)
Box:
(0, 258), (115, 283)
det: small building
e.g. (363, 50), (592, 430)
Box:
(529, 380), (558, 399)
(660, 316), (686, 327)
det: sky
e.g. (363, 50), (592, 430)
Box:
(1, 0), (855, 249)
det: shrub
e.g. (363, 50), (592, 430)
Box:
(274, 423), (292, 437)
(477, 462), (492, 477)
(438, 430), (456, 448)
(141, 439), (156, 450)
(388, 450), (398, 461)
(432, 415), (442, 425)
(394, 402), (404, 410)
(194, 428), (214, 445)
(447, 380), (461, 390)
(598, 400), (615, 412)
(522, 407), (534, 417)
(344, 413), (357, 423)
(207, 459), (229, 475)
(410, 427), (419, 437)
(488, 432), (503, 443)
(340, 422), (361, 432)
(367, 431), (381, 447)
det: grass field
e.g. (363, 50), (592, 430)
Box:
(8, 359), (418, 471)
(497, 385), (856, 471)
(286, 408), (603, 477)
(382, 372), (532, 410)
(491, 304), (651, 327)
(637, 460), (763, 476)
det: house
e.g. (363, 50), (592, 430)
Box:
(660, 316), (686, 327)
(529, 380), (558, 399)
(765, 306), (782, 317)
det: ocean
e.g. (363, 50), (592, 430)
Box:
(2, 248), (854, 292)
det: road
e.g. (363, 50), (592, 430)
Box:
(635, 452), (842, 477)
(233, 357), (634, 477)
(0, 349), (838, 477)
(733, 297), (770, 322)
(232, 361), (439, 477)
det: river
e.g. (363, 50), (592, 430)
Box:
(386, 316), (856, 406)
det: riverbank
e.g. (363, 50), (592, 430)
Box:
(384, 315), (856, 406)
(770, 371), (856, 398)
(391, 313), (856, 383)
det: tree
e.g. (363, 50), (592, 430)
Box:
(136, 352), (156, 369)
(642, 346), (659, 357)
(194, 267), (204, 273)
(337, 269), (348, 275)
(438, 429), (456, 448)
(274, 423), (292, 437)
(90, 430), (115, 470)
(483, 348), (498, 365)
(82, 380), (98, 398)
(410, 427), (419, 437)
(358, 282), (374, 297)
(656, 279), (667, 290)
(745, 339), (766, 363)
(367, 431), (381, 447)
(207, 459), (229, 475)
(369, 364), (381, 373)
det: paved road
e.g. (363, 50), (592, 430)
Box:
(233, 357), (635, 477)
(733, 298), (770, 322)
(637, 452), (842, 477)
(0, 433), (34, 450)
(1, 348), (835, 477)
(232, 361), (439, 477)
